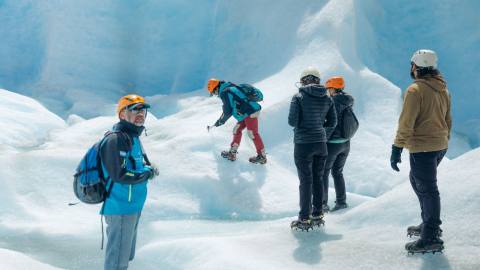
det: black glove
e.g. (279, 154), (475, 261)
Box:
(214, 119), (224, 127)
(390, 145), (403, 172)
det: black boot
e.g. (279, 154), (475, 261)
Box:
(290, 218), (312, 231)
(310, 213), (325, 227)
(322, 204), (330, 213)
(331, 202), (348, 212)
(405, 237), (444, 254)
(407, 224), (443, 238)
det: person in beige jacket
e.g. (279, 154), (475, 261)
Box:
(391, 49), (451, 254)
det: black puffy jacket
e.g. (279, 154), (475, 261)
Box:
(329, 92), (355, 141)
(288, 84), (337, 144)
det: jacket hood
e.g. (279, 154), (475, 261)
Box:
(414, 74), (448, 93)
(299, 84), (327, 97)
(333, 92), (354, 106)
(113, 120), (145, 137)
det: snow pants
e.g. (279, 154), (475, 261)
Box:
(294, 142), (328, 220)
(409, 149), (447, 240)
(231, 111), (265, 155)
(322, 141), (350, 205)
(104, 213), (141, 270)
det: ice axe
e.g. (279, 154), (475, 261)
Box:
(207, 125), (215, 133)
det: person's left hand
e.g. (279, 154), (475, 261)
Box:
(390, 145), (403, 172)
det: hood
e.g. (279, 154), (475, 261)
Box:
(113, 120), (145, 137)
(333, 92), (354, 106)
(414, 74), (448, 93)
(299, 84), (327, 97)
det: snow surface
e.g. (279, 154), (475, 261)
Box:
(0, 83), (479, 269)
(0, 0), (479, 269)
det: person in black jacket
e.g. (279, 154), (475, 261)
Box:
(288, 67), (337, 230)
(322, 76), (354, 212)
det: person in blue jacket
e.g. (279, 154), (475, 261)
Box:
(207, 78), (267, 164)
(100, 94), (158, 270)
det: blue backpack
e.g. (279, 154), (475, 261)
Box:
(73, 131), (129, 204)
(235, 84), (264, 102)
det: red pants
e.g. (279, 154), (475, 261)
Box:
(231, 113), (265, 155)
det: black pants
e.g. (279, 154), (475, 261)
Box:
(322, 141), (350, 205)
(294, 142), (328, 219)
(409, 149), (447, 240)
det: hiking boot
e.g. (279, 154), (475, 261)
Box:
(221, 149), (237, 161)
(249, 154), (267, 164)
(407, 224), (443, 238)
(322, 204), (330, 213)
(290, 218), (312, 231)
(405, 237), (444, 254)
(310, 213), (325, 227)
(331, 202), (348, 212)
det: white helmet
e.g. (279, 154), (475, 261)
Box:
(411, 49), (438, 69)
(300, 66), (321, 80)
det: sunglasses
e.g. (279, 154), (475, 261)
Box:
(126, 104), (148, 115)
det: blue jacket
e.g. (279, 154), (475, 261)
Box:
(99, 120), (152, 215)
(214, 82), (261, 126)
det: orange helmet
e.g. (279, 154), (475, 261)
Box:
(116, 94), (150, 116)
(325, 76), (345, 89)
(207, 78), (221, 94)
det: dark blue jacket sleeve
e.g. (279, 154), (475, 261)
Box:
(288, 94), (301, 127)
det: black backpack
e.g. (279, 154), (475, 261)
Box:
(340, 106), (359, 139)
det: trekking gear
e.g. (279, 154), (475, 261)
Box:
(407, 224), (443, 238)
(331, 202), (348, 212)
(232, 83), (264, 102)
(390, 145), (403, 172)
(221, 149), (238, 161)
(74, 132), (118, 204)
(290, 218), (313, 231)
(249, 154), (267, 164)
(322, 204), (330, 213)
(116, 95), (150, 116)
(310, 214), (325, 227)
(411, 49), (438, 69)
(207, 78), (221, 94)
(340, 106), (359, 139)
(326, 76), (345, 89)
(405, 237), (444, 255)
(300, 66), (321, 80)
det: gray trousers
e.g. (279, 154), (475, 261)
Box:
(104, 213), (141, 270)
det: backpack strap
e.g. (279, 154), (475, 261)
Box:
(138, 139), (152, 166)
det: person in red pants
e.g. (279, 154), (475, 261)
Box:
(207, 78), (267, 164)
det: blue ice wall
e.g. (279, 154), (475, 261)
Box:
(354, 0), (480, 146)
(0, 0), (313, 117)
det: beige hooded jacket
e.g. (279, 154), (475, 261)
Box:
(394, 75), (452, 153)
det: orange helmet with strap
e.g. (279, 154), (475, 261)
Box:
(116, 94), (150, 116)
(207, 78), (221, 94)
(325, 76), (345, 89)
